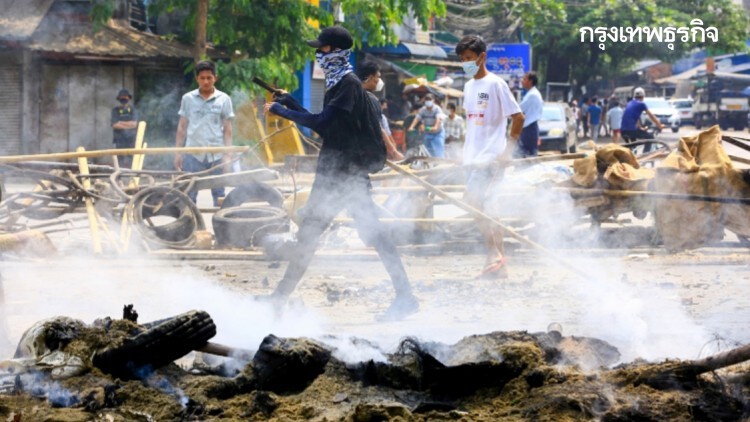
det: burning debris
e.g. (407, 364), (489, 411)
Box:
(0, 309), (748, 420)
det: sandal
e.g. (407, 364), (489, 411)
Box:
(476, 257), (508, 280)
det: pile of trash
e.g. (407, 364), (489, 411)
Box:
(0, 309), (748, 421)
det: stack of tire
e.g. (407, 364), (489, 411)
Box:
(213, 182), (289, 249)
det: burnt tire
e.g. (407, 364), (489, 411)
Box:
(212, 206), (289, 248)
(221, 182), (284, 209)
(93, 310), (216, 380)
(129, 187), (205, 249)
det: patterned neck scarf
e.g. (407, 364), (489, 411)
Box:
(316, 48), (354, 89)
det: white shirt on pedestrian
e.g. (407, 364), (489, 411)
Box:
(462, 73), (522, 165)
(520, 86), (543, 127)
(607, 106), (624, 130)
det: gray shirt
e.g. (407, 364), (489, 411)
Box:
(416, 105), (443, 130)
(178, 88), (235, 161)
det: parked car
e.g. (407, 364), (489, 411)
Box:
(538, 102), (578, 153)
(641, 97), (680, 133)
(669, 98), (693, 125)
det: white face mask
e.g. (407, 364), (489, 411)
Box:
(424, 100), (434, 108)
(462, 59), (479, 78)
(375, 78), (385, 92)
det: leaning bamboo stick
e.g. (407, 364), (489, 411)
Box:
(122, 137), (147, 251)
(76, 147), (102, 255)
(371, 153), (586, 182)
(384, 161), (589, 278)
(728, 154), (750, 166)
(0, 146), (249, 163)
(722, 135), (750, 154)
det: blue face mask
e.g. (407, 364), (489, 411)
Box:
(462, 57), (480, 78)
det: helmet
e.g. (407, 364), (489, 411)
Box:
(633, 87), (645, 98)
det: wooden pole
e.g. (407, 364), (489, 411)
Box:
(722, 135), (750, 154)
(197, 341), (253, 360)
(0, 145), (250, 163)
(76, 147), (102, 254)
(371, 153), (586, 182)
(384, 161), (590, 277)
(560, 187), (750, 205)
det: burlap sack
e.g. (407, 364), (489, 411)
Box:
(572, 155), (597, 187)
(653, 125), (750, 249)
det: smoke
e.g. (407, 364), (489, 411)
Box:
(0, 257), (326, 359)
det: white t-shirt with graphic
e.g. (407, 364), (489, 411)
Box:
(462, 73), (521, 165)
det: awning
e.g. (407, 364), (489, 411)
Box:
(0, 0), (55, 39)
(365, 53), (416, 78)
(401, 42), (447, 59)
(403, 58), (462, 69)
(363, 42), (447, 59)
(655, 64), (705, 85)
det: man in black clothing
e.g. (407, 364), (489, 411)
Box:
(111, 88), (139, 169)
(357, 60), (404, 161)
(263, 26), (418, 321)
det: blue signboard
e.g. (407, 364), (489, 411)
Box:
(485, 43), (531, 88)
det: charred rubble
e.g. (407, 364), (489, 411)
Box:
(0, 309), (748, 421)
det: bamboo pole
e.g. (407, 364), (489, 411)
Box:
(722, 135), (750, 154)
(371, 185), (465, 193)
(560, 187), (750, 205)
(728, 154), (750, 166)
(0, 145), (249, 163)
(76, 147), (102, 254)
(371, 153), (586, 182)
(121, 132), (147, 251)
(384, 161), (590, 278)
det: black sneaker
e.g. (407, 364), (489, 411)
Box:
(375, 294), (419, 322)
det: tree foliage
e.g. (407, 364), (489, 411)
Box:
(485, 0), (749, 89)
(91, 0), (446, 94)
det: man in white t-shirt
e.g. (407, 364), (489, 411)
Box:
(457, 34), (525, 279)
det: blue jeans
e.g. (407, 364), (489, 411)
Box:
(181, 154), (225, 206)
(590, 123), (600, 142)
(423, 130), (445, 158)
(514, 122), (539, 158)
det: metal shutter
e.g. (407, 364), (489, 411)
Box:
(310, 78), (326, 113)
(0, 65), (21, 155)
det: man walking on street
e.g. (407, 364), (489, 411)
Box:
(174, 60), (235, 206)
(607, 100), (624, 143)
(264, 26), (418, 321)
(516, 71), (543, 158)
(456, 34), (525, 279)
(443, 102), (465, 160)
(580, 97), (590, 138)
(111, 88), (139, 169)
(356, 60), (404, 161)
(587, 97), (602, 142)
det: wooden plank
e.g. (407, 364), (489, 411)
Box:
(40, 64), (69, 154)
(68, 66), (97, 152)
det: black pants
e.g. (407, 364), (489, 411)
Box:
(114, 140), (135, 169)
(273, 172), (412, 299)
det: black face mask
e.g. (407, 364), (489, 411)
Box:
(119, 98), (129, 105)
